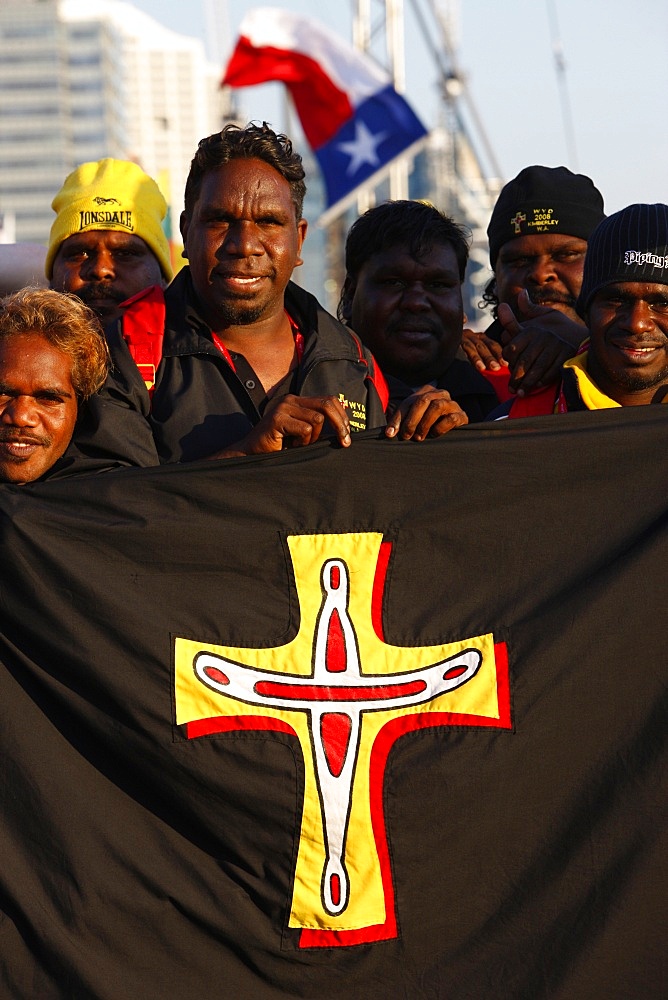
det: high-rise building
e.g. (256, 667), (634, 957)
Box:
(0, 0), (229, 245)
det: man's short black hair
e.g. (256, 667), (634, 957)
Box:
(183, 122), (307, 220)
(338, 200), (469, 323)
(347, 200), (469, 277)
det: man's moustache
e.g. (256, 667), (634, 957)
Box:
(77, 283), (125, 305)
(0, 431), (50, 445)
(528, 290), (577, 308)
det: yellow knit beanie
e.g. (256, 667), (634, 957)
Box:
(46, 159), (173, 281)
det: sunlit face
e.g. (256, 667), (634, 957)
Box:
(586, 282), (668, 405)
(344, 243), (464, 383)
(494, 233), (588, 322)
(0, 333), (78, 483)
(180, 158), (307, 332)
(51, 231), (164, 323)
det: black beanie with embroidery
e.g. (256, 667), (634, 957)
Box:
(576, 203), (668, 317)
(487, 165), (605, 268)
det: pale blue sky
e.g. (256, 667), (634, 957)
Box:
(134, 0), (667, 214)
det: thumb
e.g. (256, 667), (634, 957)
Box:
(497, 301), (522, 339)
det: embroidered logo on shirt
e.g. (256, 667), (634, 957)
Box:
(338, 394), (367, 431)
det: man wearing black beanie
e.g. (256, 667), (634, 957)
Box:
(501, 203), (668, 414)
(463, 165), (605, 399)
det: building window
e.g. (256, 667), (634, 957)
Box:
(1, 25), (55, 40)
(0, 51), (55, 64)
(0, 106), (60, 117)
(72, 131), (107, 145)
(68, 53), (102, 67)
(0, 185), (59, 196)
(0, 79), (58, 90)
(69, 80), (103, 94)
(68, 28), (99, 42)
(70, 105), (104, 119)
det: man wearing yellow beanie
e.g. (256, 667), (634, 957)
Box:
(47, 159), (173, 324)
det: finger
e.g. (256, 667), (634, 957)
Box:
(461, 329), (487, 370)
(277, 395), (351, 447)
(315, 396), (352, 446)
(497, 302), (524, 340)
(418, 402), (468, 439)
(392, 398), (466, 441)
(396, 399), (430, 439)
(386, 389), (448, 439)
(508, 342), (561, 391)
(501, 329), (533, 365)
(262, 408), (326, 450)
(507, 346), (548, 390)
(503, 332), (549, 389)
(404, 399), (468, 440)
(385, 397), (412, 437)
(461, 330), (504, 371)
(527, 353), (569, 388)
(509, 342), (573, 393)
(426, 406), (469, 437)
(475, 339), (505, 370)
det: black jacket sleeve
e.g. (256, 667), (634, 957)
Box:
(68, 323), (160, 469)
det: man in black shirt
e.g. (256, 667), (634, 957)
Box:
(338, 200), (499, 422)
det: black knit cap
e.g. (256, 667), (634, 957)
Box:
(487, 165), (605, 268)
(576, 203), (668, 317)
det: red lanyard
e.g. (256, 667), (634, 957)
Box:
(210, 332), (236, 369)
(211, 314), (303, 373)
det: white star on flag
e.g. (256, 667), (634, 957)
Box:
(337, 121), (389, 176)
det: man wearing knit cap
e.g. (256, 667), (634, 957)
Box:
(47, 159), (173, 324)
(502, 204), (668, 414)
(462, 165), (605, 398)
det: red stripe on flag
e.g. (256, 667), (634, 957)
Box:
(371, 541), (392, 640)
(222, 37), (354, 149)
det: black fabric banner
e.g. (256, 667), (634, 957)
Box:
(0, 407), (666, 999)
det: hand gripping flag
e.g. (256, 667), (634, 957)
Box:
(222, 8), (428, 219)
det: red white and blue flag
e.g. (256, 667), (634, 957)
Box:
(222, 8), (428, 217)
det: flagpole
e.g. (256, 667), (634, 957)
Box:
(353, 0), (375, 216)
(386, 0), (409, 201)
(352, 0), (410, 209)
